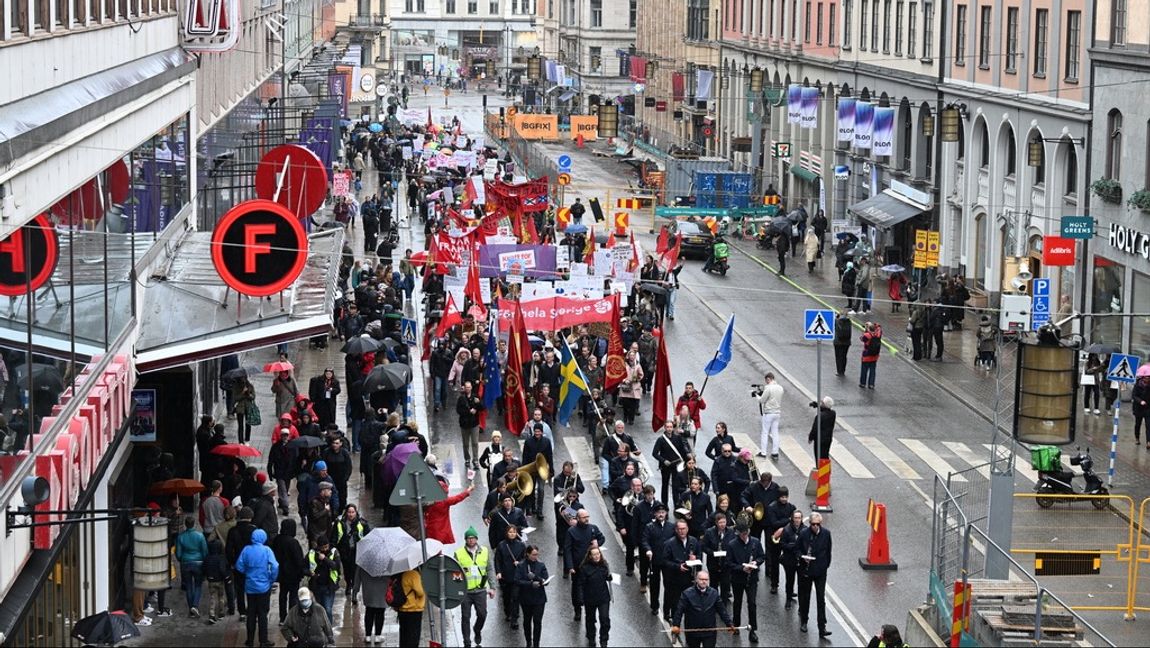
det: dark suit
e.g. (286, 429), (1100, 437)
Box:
(808, 407), (837, 460)
(672, 585), (733, 648)
(725, 535), (766, 631)
(487, 506), (529, 554)
(740, 480), (781, 545)
(797, 525), (833, 631)
(701, 526), (735, 600)
(653, 433), (691, 503)
(641, 517), (674, 607)
(661, 534), (702, 620)
(780, 521), (806, 599)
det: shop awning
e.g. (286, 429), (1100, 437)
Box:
(848, 190), (930, 229)
(790, 165), (820, 183)
(134, 227), (344, 373)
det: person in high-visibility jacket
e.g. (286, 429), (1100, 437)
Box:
(865, 624), (907, 647)
(334, 504), (371, 604)
(454, 527), (496, 648)
(305, 536), (342, 625)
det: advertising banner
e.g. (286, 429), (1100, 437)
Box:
(478, 244), (559, 278)
(853, 101), (874, 150)
(872, 107), (896, 157)
(787, 84), (802, 124)
(496, 296), (615, 331)
(800, 87), (819, 129)
(837, 98), (856, 142)
(514, 114), (560, 140)
(570, 115), (599, 140)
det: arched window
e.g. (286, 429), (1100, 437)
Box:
(1062, 140), (1078, 197)
(979, 122), (989, 168)
(1106, 108), (1123, 179)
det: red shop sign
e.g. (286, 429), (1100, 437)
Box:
(0, 214), (59, 297)
(1043, 236), (1076, 266)
(211, 199), (308, 297)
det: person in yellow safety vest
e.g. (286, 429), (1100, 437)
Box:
(305, 536), (342, 625)
(454, 527), (496, 648)
(335, 505), (371, 604)
(865, 624), (907, 648)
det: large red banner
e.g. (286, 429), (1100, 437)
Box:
(496, 296), (614, 331)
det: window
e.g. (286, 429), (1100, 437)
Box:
(843, 0), (852, 46)
(1146, 121), (1150, 188)
(894, 0), (902, 54)
(954, 4), (966, 65)
(687, 0), (709, 39)
(980, 129), (989, 168)
(805, 1), (811, 42)
(1063, 143), (1077, 195)
(1033, 139), (1045, 185)
(1106, 109), (1123, 179)
(490, 0), (498, 12)
(446, 0), (455, 11)
(922, 2), (933, 58)
(793, 0), (799, 40)
(591, 0), (601, 25)
(630, 0), (636, 27)
(816, 2), (823, 43)
(1033, 9), (1047, 76)
(907, 2), (916, 57)
(869, 0), (878, 49)
(589, 45), (602, 71)
(881, 0), (890, 52)
(1006, 132), (1016, 176)
(468, 0), (477, 13)
(978, 6), (991, 68)
(860, 0), (868, 49)
(769, 0), (776, 36)
(1005, 7), (1018, 72)
(828, 4), (836, 44)
(1111, 0), (1126, 46)
(1065, 11), (1081, 80)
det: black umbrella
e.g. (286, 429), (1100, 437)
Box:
(288, 435), (327, 450)
(768, 215), (793, 235)
(14, 363), (64, 392)
(222, 365), (262, 383)
(341, 335), (383, 355)
(1086, 343), (1121, 355)
(72, 611), (140, 646)
(381, 337), (403, 350)
(638, 281), (669, 296)
(364, 363), (413, 392)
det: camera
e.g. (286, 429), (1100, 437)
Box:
(750, 384), (764, 397)
(809, 401), (819, 408)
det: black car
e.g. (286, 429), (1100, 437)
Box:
(673, 219), (717, 259)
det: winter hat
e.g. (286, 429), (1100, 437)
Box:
(314, 460), (328, 471)
(318, 481), (335, 492)
(256, 472), (268, 484)
(464, 526), (479, 539)
(262, 481), (277, 495)
(297, 587), (312, 604)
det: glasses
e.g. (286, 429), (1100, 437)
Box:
(722, 450), (732, 454)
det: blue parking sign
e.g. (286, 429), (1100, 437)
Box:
(1031, 278), (1050, 330)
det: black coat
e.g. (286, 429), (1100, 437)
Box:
(514, 559), (549, 605)
(487, 506), (529, 550)
(724, 535), (766, 583)
(672, 585), (732, 633)
(702, 526), (736, 574)
(653, 433), (690, 470)
(271, 521), (307, 585)
(703, 434), (739, 462)
(521, 435), (554, 472)
(679, 490), (713, 537)
(577, 560), (612, 606)
(456, 393), (484, 429)
(780, 521), (807, 566)
(565, 523), (607, 572)
(661, 535), (702, 573)
(251, 494), (279, 539)
(797, 526), (833, 578)
(808, 408), (837, 460)
(494, 537), (527, 582)
(642, 519), (676, 565)
(765, 500), (797, 537)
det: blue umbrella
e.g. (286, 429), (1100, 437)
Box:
(368, 122), (384, 133)
(564, 222), (589, 235)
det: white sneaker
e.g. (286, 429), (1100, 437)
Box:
(143, 605), (155, 614)
(847, 310), (856, 315)
(137, 616), (153, 626)
(1095, 409), (1102, 415)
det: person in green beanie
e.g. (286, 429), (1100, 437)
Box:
(454, 526), (495, 648)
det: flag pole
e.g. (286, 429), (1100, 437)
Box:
(562, 334), (606, 427)
(698, 350), (720, 397)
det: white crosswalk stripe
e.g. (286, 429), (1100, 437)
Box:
(730, 432), (794, 479)
(856, 436), (922, 481)
(829, 444), (875, 479)
(981, 445), (1039, 485)
(942, 441), (991, 479)
(900, 438), (967, 482)
(779, 435), (816, 476)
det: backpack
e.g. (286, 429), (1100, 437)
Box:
(865, 334), (882, 357)
(386, 575), (408, 609)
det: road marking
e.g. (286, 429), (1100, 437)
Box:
(981, 444), (1039, 485)
(856, 436), (922, 481)
(830, 443), (876, 479)
(565, 435), (603, 481)
(780, 435), (816, 476)
(900, 438), (966, 482)
(942, 441), (991, 479)
(729, 432), (794, 478)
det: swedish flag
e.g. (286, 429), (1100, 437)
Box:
(557, 338), (588, 426)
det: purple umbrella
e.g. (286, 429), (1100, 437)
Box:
(381, 441), (421, 489)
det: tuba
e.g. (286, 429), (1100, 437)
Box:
(512, 453), (552, 503)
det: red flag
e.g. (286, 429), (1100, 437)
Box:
(651, 328), (673, 432)
(583, 227), (597, 265)
(465, 263), (486, 317)
(655, 225), (670, 255)
(421, 327), (433, 361)
(436, 293), (463, 338)
(628, 232), (642, 272)
(602, 293), (627, 392)
(606, 230), (617, 249)
(504, 303), (530, 436)
(659, 233), (682, 272)
(523, 212), (540, 244)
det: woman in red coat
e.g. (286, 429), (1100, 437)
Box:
(423, 475), (475, 544)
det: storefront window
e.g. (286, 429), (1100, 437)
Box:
(120, 117), (191, 234)
(7, 520), (87, 647)
(1131, 271), (1150, 359)
(1091, 255), (1124, 347)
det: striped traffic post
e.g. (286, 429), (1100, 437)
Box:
(811, 458), (833, 512)
(950, 580), (971, 648)
(1109, 385), (1121, 488)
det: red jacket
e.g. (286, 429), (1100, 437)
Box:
(861, 325), (884, 363)
(423, 485), (472, 544)
(676, 393), (707, 429)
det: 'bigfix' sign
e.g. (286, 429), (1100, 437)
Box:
(514, 115), (559, 140)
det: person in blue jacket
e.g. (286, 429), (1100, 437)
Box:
(235, 528), (279, 648)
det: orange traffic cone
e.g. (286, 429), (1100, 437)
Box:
(858, 499), (898, 570)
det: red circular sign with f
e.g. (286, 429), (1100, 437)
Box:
(211, 200), (308, 297)
(0, 214), (59, 297)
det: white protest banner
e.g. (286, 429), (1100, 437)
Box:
(498, 249), (538, 271)
(570, 262), (589, 276)
(593, 250), (614, 276)
(556, 246), (570, 269)
(454, 150), (477, 168)
(402, 146), (413, 160)
(484, 159), (499, 180)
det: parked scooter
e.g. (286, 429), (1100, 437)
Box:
(1035, 446), (1109, 510)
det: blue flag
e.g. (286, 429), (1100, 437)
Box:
(557, 338), (588, 426)
(703, 315), (735, 376)
(482, 317), (502, 409)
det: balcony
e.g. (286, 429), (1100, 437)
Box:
(346, 14), (389, 30)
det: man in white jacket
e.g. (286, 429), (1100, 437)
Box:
(755, 373), (784, 461)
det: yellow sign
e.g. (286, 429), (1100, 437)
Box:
(927, 231), (941, 266)
(617, 198), (641, 209)
(569, 115), (599, 140)
(557, 173), (572, 186)
(913, 250), (929, 269)
(915, 229), (928, 252)
(513, 114), (560, 140)
(614, 212), (630, 229)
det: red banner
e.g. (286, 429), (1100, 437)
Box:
(496, 296), (614, 331)
(432, 229), (478, 272)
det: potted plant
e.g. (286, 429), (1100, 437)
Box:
(1092, 178), (1123, 204)
(1128, 189), (1150, 212)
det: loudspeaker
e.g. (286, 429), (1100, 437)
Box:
(20, 476), (49, 507)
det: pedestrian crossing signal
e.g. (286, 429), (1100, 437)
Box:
(1107, 353), (1140, 384)
(804, 309), (836, 341)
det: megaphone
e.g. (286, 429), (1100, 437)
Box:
(1011, 259), (1032, 292)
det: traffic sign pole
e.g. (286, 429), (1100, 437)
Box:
(1110, 392), (1120, 489)
(803, 310), (835, 511)
(1105, 353), (1141, 487)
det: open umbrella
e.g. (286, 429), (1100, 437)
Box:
(222, 365), (262, 383)
(72, 610), (140, 645)
(364, 363), (412, 392)
(355, 527), (443, 577)
(1086, 343), (1121, 355)
(211, 443), (261, 458)
(14, 363), (65, 393)
(263, 360), (294, 373)
(381, 441), (421, 485)
(288, 435), (327, 450)
(881, 264), (907, 273)
(341, 335), (383, 356)
(768, 215), (792, 235)
(148, 478), (205, 497)
(563, 222), (588, 235)
(639, 281), (669, 296)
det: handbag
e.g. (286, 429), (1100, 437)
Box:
(1080, 373), (1096, 386)
(247, 401), (263, 426)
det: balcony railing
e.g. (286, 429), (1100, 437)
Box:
(347, 14), (389, 27)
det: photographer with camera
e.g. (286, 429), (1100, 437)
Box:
(751, 374), (784, 462)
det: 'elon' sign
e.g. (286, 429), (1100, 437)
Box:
(1108, 222), (1150, 259)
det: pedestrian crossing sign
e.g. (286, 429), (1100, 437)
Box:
(1107, 353), (1140, 384)
(401, 317), (418, 347)
(804, 309), (836, 341)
